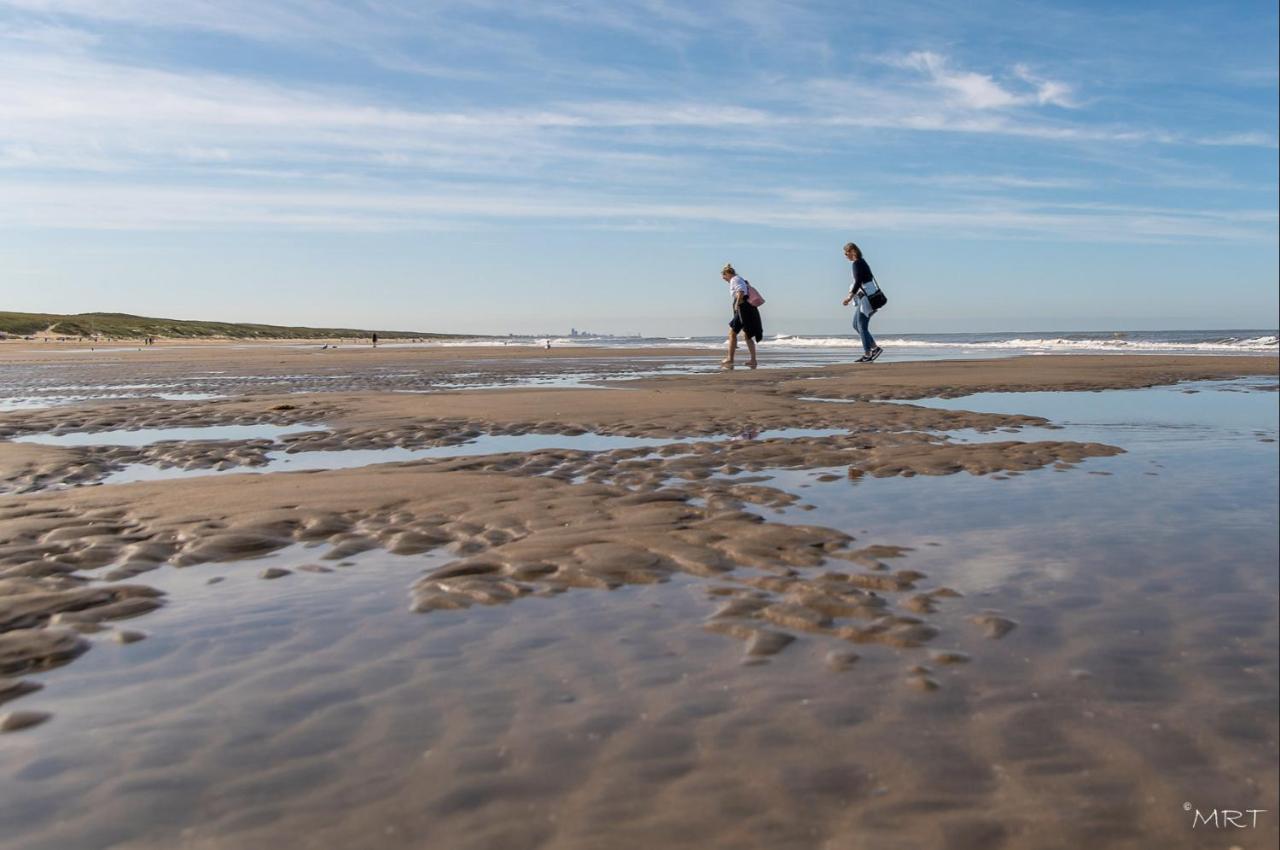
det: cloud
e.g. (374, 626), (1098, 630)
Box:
(2, 180), (1274, 245)
(1013, 64), (1078, 107)
(909, 174), (1094, 190)
(0, 20), (100, 50)
(899, 51), (1024, 109)
(0, 0), (368, 44)
(891, 51), (1078, 111)
(1195, 131), (1279, 148)
(0, 2), (1273, 250)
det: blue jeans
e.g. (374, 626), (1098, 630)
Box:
(853, 310), (876, 354)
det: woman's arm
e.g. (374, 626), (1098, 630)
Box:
(843, 264), (860, 305)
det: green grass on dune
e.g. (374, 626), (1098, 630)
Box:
(0, 311), (472, 340)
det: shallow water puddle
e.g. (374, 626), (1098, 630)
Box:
(1, 389), (1275, 847)
(148, 392), (226, 401)
(0, 543), (977, 850)
(927, 426), (1035, 443)
(97, 427), (851, 484)
(14, 423), (325, 448)
(2, 392), (228, 411)
(898, 379), (1279, 441)
(0, 399), (53, 411)
(4, 427), (1275, 848)
(730, 382), (1279, 589)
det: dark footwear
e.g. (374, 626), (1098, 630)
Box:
(856, 354), (872, 363)
(869, 346), (884, 361)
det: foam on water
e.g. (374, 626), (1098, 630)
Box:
(774, 332), (1279, 353)
(403, 330), (1280, 356)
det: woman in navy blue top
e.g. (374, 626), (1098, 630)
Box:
(841, 242), (883, 362)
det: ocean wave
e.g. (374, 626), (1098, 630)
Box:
(392, 333), (1278, 354)
(769, 334), (1278, 352)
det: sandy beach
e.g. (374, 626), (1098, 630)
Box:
(0, 346), (1276, 849)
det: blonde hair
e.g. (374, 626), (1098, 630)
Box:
(721, 263), (736, 276)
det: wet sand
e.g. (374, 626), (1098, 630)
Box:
(0, 349), (1276, 849)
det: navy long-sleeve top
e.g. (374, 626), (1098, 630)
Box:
(848, 258), (875, 297)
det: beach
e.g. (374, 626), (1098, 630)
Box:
(0, 344), (1276, 849)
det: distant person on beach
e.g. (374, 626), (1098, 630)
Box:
(371, 332), (379, 347)
(841, 242), (883, 363)
(721, 263), (762, 368)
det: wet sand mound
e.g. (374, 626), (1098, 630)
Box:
(753, 354), (1278, 401)
(4, 353), (1254, 713)
(0, 423), (1120, 715)
(0, 357), (1270, 714)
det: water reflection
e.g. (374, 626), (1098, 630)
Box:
(98, 428), (851, 485)
(15, 424), (323, 448)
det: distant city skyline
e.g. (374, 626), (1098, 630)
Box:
(1, 1), (1276, 335)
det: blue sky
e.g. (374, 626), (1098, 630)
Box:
(1, 0), (1276, 335)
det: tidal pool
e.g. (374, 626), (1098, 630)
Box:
(0, 385), (1275, 849)
(14, 424), (324, 449)
(96, 427), (851, 485)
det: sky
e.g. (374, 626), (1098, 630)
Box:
(1, 0), (1277, 336)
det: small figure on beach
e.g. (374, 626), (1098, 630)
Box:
(721, 263), (762, 368)
(841, 242), (883, 363)
(371, 332), (379, 347)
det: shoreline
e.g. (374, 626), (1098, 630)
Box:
(2, 329), (1275, 361)
(2, 337), (1276, 364)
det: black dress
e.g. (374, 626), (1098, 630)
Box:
(730, 301), (763, 343)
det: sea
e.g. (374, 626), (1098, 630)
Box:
(429, 329), (1278, 362)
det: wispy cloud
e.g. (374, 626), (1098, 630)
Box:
(889, 51), (1078, 110)
(1195, 131), (1279, 147)
(1012, 63), (1078, 108)
(907, 174), (1095, 190)
(0, 0), (1274, 249)
(4, 180), (1273, 245)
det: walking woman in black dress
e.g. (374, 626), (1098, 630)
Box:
(720, 263), (762, 368)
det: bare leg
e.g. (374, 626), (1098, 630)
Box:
(722, 330), (737, 365)
(744, 337), (757, 367)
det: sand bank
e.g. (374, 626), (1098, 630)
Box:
(2, 353), (1271, 683)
